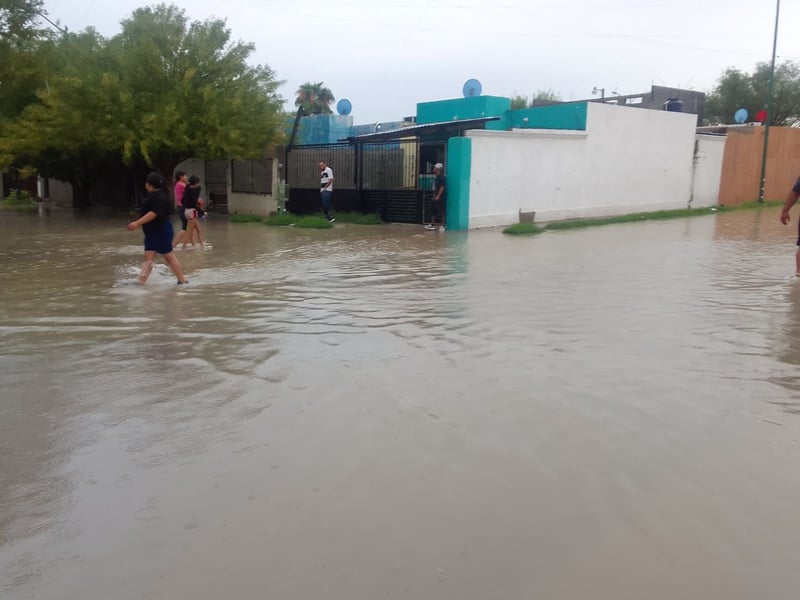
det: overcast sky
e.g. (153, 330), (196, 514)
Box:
(43, 0), (799, 124)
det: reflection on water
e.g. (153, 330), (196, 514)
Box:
(2, 209), (800, 599)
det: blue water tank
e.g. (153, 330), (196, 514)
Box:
(664, 98), (684, 112)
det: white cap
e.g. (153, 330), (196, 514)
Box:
(434, 163), (443, 170)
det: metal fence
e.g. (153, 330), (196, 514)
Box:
(286, 139), (441, 223)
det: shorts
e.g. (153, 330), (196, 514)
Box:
(432, 199), (446, 219)
(184, 208), (197, 220)
(177, 206), (188, 230)
(144, 221), (175, 254)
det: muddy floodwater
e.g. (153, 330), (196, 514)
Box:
(2, 208), (800, 599)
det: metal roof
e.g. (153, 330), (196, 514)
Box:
(341, 116), (501, 143)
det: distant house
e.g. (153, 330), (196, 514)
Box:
(284, 93), (723, 230)
(588, 85), (706, 124)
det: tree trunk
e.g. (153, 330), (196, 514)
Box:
(70, 178), (92, 208)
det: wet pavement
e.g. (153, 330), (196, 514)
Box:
(1, 208), (800, 599)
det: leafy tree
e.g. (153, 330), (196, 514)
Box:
(111, 4), (285, 180)
(509, 89), (561, 110)
(0, 0), (52, 121)
(295, 81), (334, 115)
(510, 94), (528, 110)
(3, 3), (285, 206)
(706, 61), (800, 125)
(3, 30), (125, 206)
(530, 89), (561, 106)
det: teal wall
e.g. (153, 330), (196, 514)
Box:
(505, 102), (588, 131)
(292, 114), (354, 145)
(446, 137), (472, 231)
(417, 96), (511, 127)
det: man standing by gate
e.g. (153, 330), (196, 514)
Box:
(426, 162), (446, 231)
(319, 161), (335, 223)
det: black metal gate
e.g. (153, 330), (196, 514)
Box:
(286, 140), (444, 224)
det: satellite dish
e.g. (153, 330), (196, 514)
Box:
(462, 78), (482, 98)
(336, 98), (352, 116)
(734, 108), (748, 124)
(374, 122), (382, 132)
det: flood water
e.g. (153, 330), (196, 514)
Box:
(2, 208), (800, 599)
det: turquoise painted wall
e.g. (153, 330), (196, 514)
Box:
(446, 137), (472, 231)
(291, 114), (354, 145)
(505, 102), (588, 131)
(417, 96), (511, 127)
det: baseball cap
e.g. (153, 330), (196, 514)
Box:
(434, 163), (443, 169)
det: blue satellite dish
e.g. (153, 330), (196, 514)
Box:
(336, 98), (352, 116)
(734, 108), (748, 124)
(462, 78), (482, 98)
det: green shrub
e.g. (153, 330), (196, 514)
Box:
(503, 222), (544, 235)
(2, 189), (34, 207)
(295, 216), (333, 229)
(263, 213), (298, 226)
(328, 211), (382, 224)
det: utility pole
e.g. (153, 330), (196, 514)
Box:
(758, 0), (781, 203)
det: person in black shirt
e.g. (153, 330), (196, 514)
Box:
(180, 175), (205, 250)
(425, 162), (446, 231)
(127, 172), (188, 284)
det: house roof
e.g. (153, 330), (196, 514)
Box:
(341, 116), (501, 143)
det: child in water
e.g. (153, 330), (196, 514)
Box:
(127, 172), (188, 284)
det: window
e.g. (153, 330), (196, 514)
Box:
(231, 159), (273, 194)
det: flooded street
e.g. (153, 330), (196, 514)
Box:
(2, 208), (800, 599)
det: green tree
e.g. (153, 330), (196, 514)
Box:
(295, 81), (334, 115)
(510, 94), (528, 110)
(530, 89), (561, 106)
(509, 89), (561, 110)
(111, 3), (285, 179)
(706, 61), (800, 125)
(3, 30), (125, 206)
(0, 0), (52, 121)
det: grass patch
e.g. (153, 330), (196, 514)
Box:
(294, 216), (333, 229)
(229, 214), (264, 223)
(330, 211), (383, 224)
(263, 213), (298, 226)
(503, 222), (545, 235)
(543, 201), (785, 231)
(547, 207), (712, 230)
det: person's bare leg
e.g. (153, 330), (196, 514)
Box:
(195, 222), (205, 249)
(182, 221), (195, 250)
(795, 248), (800, 275)
(173, 229), (187, 249)
(137, 250), (157, 284)
(163, 251), (187, 283)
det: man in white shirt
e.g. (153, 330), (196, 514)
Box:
(319, 161), (335, 223)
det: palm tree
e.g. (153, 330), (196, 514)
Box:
(295, 81), (335, 115)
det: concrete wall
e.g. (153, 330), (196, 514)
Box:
(175, 158), (279, 216)
(690, 134), (725, 208)
(227, 159), (279, 217)
(466, 102), (699, 228)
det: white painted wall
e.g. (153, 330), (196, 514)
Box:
(467, 102), (700, 228)
(690, 134), (725, 208)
